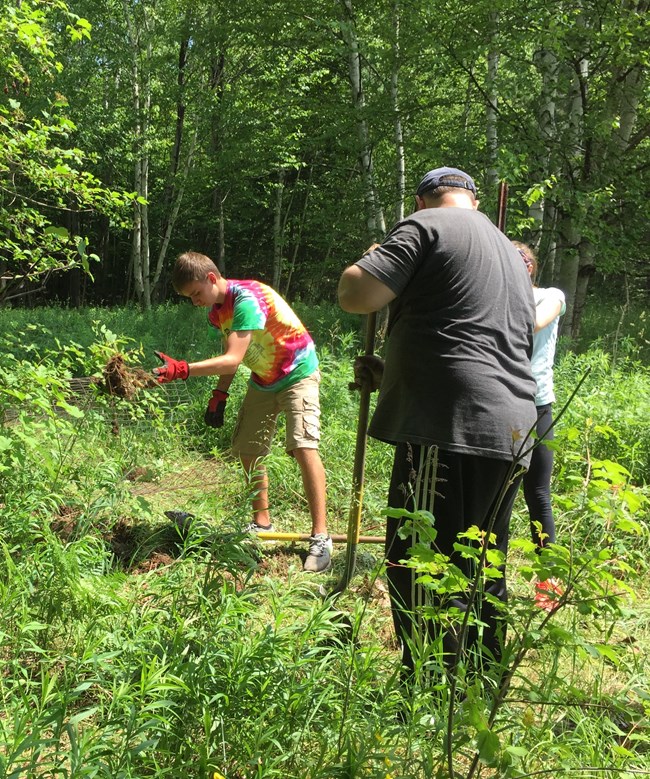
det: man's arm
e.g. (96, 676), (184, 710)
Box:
(338, 265), (396, 314)
(188, 331), (253, 377)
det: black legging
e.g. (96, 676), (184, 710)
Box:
(522, 403), (556, 549)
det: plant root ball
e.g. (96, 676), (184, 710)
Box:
(102, 353), (157, 400)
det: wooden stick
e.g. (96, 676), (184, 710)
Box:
(331, 309), (378, 593)
(497, 180), (509, 233)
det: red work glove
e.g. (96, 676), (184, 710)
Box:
(152, 351), (190, 383)
(204, 388), (229, 428)
(349, 354), (384, 392)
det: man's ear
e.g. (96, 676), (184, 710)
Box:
(207, 271), (218, 283)
(473, 199), (480, 211)
(415, 195), (426, 211)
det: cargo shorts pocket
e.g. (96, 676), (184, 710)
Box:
(302, 399), (321, 442)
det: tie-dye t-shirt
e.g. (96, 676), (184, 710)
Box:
(207, 279), (318, 391)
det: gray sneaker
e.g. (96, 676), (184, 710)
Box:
(246, 522), (276, 535)
(304, 533), (333, 573)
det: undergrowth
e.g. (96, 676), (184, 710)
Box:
(0, 309), (648, 778)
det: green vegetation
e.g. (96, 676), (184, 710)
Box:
(1, 308), (649, 778)
(1, 0), (647, 331)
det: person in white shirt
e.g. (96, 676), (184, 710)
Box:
(514, 242), (566, 612)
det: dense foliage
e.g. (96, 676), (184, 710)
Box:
(1, 0), (648, 333)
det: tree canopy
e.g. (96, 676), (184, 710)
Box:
(1, 0), (648, 334)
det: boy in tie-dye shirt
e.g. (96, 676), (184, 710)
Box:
(153, 251), (332, 573)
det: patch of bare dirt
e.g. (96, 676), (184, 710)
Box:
(124, 466), (157, 482)
(49, 510), (182, 573)
(106, 517), (183, 572)
(255, 544), (310, 576)
(131, 552), (175, 574)
(50, 504), (82, 541)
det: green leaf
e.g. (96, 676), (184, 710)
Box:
(475, 728), (500, 766)
(68, 707), (98, 725)
(44, 226), (69, 239)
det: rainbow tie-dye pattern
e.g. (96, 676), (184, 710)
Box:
(207, 279), (318, 391)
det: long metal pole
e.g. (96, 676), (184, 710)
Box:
(331, 310), (377, 594)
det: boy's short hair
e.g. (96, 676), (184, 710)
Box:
(172, 252), (221, 292)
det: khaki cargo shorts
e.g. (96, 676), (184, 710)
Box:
(231, 371), (321, 458)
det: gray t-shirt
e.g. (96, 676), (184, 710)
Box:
(356, 207), (537, 464)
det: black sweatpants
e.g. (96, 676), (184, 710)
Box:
(385, 443), (522, 677)
(522, 403), (556, 548)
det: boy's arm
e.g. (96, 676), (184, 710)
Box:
(215, 373), (235, 392)
(153, 331), (252, 383)
(188, 331), (252, 377)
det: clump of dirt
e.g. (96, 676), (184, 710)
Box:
(132, 552), (175, 574)
(124, 466), (157, 482)
(51, 504), (81, 541)
(102, 353), (158, 400)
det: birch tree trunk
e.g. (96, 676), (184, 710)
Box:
(539, 200), (558, 284)
(555, 43), (588, 336)
(208, 52), (227, 270)
(556, 208), (580, 333)
(572, 53), (645, 334)
(152, 129), (198, 292)
(272, 167), (286, 290)
(530, 48), (558, 252)
(283, 165), (313, 298)
(391, 0), (405, 224)
(340, 0), (386, 240)
(152, 34), (190, 299)
(140, 62), (151, 309)
(485, 11), (500, 192)
(123, 0), (152, 309)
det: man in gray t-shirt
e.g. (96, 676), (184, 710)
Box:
(338, 167), (537, 681)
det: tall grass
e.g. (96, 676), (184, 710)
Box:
(0, 306), (649, 777)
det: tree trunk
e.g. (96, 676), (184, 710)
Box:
(123, 0), (151, 309)
(391, 0), (405, 223)
(152, 129), (197, 293)
(573, 240), (596, 339)
(152, 34), (190, 301)
(554, 29), (588, 337)
(485, 11), (499, 190)
(272, 167), (286, 290)
(530, 48), (558, 245)
(208, 52), (227, 265)
(556, 208), (580, 337)
(538, 199), (558, 285)
(283, 165), (313, 298)
(340, 0), (386, 240)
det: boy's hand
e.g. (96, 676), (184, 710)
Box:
(349, 354), (384, 392)
(204, 388), (229, 428)
(153, 351), (190, 383)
